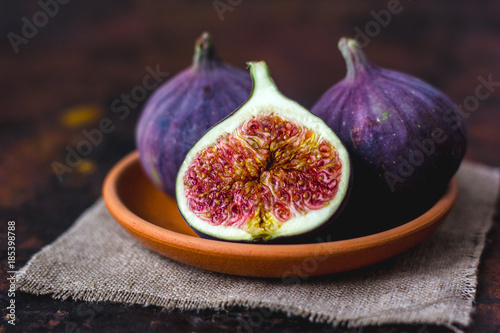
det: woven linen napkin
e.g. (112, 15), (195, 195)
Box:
(17, 161), (500, 331)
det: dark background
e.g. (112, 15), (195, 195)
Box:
(0, 0), (499, 332)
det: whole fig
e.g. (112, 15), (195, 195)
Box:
(136, 32), (252, 196)
(312, 38), (467, 223)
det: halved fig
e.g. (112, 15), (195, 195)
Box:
(176, 61), (351, 243)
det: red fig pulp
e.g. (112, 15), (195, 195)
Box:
(176, 61), (351, 242)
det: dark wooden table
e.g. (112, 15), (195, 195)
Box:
(1, 1), (499, 332)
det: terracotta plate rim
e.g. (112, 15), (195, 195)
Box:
(103, 151), (458, 260)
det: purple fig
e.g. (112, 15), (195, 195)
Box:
(136, 32), (252, 196)
(312, 37), (467, 222)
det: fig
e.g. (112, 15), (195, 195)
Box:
(136, 32), (252, 196)
(176, 61), (351, 243)
(312, 38), (467, 223)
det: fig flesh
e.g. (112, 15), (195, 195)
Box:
(176, 61), (351, 242)
(136, 32), (252, 196)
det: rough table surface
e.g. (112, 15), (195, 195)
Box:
(1, 0), (499, 332)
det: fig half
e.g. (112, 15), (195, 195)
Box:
(176, 61), (351, 243)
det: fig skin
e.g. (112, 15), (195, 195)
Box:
(136, 32), (252, 196)
(176, 61), (352, 244)
(312, 38), (467, 223)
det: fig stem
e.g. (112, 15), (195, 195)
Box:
(338, 37), (369, 81)
(193, 31), (220, 70)
(247, 61), (280, 96)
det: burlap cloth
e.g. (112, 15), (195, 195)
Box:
(17, 161), (500, 331)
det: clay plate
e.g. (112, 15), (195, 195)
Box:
(103, 151), (458, 278)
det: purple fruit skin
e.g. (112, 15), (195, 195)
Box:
(136, 43), (252, 197)
(311, 40), (467, 219)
